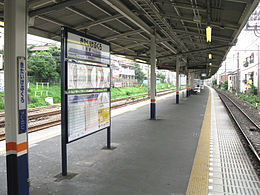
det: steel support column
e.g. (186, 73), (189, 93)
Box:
(176, 57), (180, 104)
(190, 73), (194, 95)
(150, 35), (156, 120)
(186, 68), (189, 97)
(4, 0), (29, 194)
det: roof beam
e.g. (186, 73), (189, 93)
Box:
(158, 45), (231, 59)
(117, 37), (150, 43)
(224, 0), (251, 3)
(103, 0), (177, 54)
(105, 29), (144, 41)
(113, 42), (148, 52)
(173, 28), (231, 43)
(76, 14), (124, 30)
(37, 15), (70, 27)
(164, 14), (239, 30)
(103, 0), (152, 35)
(87, 0), (152, 50)
(29, 0), (53, 10)
(153, 1), (206, 12)
(29, 0), (87, 17)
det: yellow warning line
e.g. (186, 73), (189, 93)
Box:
(186, 91), (211, 195)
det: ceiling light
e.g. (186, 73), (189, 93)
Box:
(206, 26), (212, 43)
(209, 53), (212, 60)
(135, 59), (147, 63)
(209, 62), (212, 66)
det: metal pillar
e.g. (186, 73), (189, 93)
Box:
(176, 57), (180, 104)
(186, 68), (189, 97)
(189, 72), (192, 95)
(150, 35), (156, 120)
(60, 28), (67, 176)
(257, 46), (260, 98)
(4, 1), (29, 194)
(190, 73), (194, 95)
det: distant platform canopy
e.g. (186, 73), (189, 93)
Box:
(0, 0), (259, 78)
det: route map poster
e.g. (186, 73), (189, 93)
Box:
(67, 32), (110, 64)
(67, 62), (110, 89)
(67, 92), (110, 142)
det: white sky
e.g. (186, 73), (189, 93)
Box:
(217, 28), (260, 75)
(27, 34), (59, 45)
(0, 27), (59, 46)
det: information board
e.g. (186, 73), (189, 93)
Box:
(67, 62), (110, 90)
(67, 32), (110, 64)
(67, 92), (110, 142)
(61, 26), (111, 173)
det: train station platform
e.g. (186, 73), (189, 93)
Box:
(0, 87), (259, 194)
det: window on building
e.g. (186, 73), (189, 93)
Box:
(249, 53), (254, 63)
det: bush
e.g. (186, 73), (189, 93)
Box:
(246, 84), (257, 96)
(237, 92), (260, 108)
(221, 80), (228, 91)
(212, 79), (217, 87)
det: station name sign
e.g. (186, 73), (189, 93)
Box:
(17, 56), (27, 134)
(67, 32), (110, 64)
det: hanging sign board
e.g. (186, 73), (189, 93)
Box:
(17, 57), (27, 134)
(67, 32), (110, 64)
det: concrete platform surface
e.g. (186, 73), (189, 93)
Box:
(0, 89), (209, 195)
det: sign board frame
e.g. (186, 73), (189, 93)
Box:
(61, 27), (111, 175)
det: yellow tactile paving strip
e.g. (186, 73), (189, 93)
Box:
(186, 91), (211, 195)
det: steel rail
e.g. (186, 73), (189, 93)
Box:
(217, 90), (260, 162)
(0, 89), (179, 141)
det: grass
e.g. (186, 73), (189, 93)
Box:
(111, 86), (147, 99)
(28, 83), (60, 108)
(220, 86), (260, 109)
(237, 93), (260, 109)
(0, 82), (177, 112)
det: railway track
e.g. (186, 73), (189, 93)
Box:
(0, 89), (177, 141)
(216, 89), (260, 162)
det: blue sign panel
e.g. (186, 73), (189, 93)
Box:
(19, 109), (27, 134)
(18, 57), (27, 134)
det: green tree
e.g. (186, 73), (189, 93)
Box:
(134, 63), (145, 83)
(28, 50), (59, 82)
(157, 71), (166, 83)
(27, 45), (35, 57)
(49, 46), (61, 74)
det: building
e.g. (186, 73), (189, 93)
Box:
(111, 55), (137, 87)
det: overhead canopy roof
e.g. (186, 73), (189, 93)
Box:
(0, 0), (259, 77)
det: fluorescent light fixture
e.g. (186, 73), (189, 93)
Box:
(135, 59), (147, 63)
(206, 26), (212, 43)
(209, 53), (212, 60)
(201, 73), (206, 77)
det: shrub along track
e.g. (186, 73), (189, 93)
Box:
(0, 89), (177, 141)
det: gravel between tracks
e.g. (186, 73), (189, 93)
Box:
(215, 88), (260, 178)
(220, 90), (260, 127)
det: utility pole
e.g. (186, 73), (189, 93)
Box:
(237, 52), (240, 93)
(225, 62), (227, 81)
(148, 64), (150, 97)
(258, 44), (260, 98)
